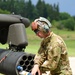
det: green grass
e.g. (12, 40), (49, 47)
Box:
(0, 27), (75, 75)
(26, 27), (75, 56)
(65, 40), (75, 56)
(0, 27), (75, 57)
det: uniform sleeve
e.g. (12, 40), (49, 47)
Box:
(40, 42), (61, 72)
(34, 46), (47, 66)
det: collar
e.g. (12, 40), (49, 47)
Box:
(49, 31), (54, 37)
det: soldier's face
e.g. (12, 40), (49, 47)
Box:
(36, 31), (47, 38)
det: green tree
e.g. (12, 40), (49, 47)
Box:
(16, 0), (25, 16)
(53, 3), (60, 20)
(63, 17), (75, 31)
(36, 0), (47, 17)
(0, 0), (7, 10)
(46, 4), (53, 21)
(25, 0), (34, 19)
(73, 16), (75, 20)
(46, 3), (59, 22)
(59, 12), (71, 20)
(0, 9), (10, 14)
(32, 6), (39, 20)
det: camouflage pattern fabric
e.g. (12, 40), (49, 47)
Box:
(34, 32), (72, 75)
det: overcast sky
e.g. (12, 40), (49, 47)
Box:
(31, 0), (75, 16)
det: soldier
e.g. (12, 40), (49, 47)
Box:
(31, 17), (72, 75)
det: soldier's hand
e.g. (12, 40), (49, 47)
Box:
(31, 64), (41, 75)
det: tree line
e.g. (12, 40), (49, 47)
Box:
(0, 0), (75, 31)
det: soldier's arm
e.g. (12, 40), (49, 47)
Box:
(40, 42), (61, 71)
(32, 47), (47, 74)
(34, 46), (47, 66)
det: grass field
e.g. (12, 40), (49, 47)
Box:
(26, 27), (75, 56)
(0, 27), (75, 75)
(0, 27), (75, 56)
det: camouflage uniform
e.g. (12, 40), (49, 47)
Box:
(34, 32), (72, 75)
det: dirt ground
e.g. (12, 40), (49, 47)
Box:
(69, 57), (75, 75)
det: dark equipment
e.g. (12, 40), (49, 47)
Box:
(0, 14), (30, 45)
(0, 14), (35, 75)
(7, 23), (28, 51)
(0, 14), (30, 51)
(0, 49), (35, 75)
